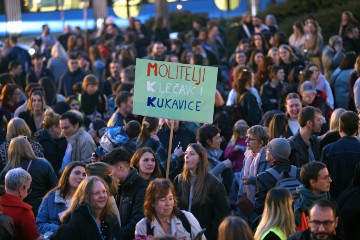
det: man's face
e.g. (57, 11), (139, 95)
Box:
(120, 97), (133, 115)
(302, 92), (316, 105)
(110, 63), (121, 78)
(310, 167), (332, 194)
(60, 118), (78, 138)
(310, 112), (324, 134)
(67, 59), (78, 72)
(13, 65), (23, 76)
(153, 43), (164, 57)
(308, 205), (338, 240)
(32, 57), (43, 70)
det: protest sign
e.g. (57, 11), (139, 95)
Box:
(133, 58), (218, 123)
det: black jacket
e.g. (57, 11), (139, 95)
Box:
(336, 186), (360, 240)
(34, 129), (67, 174)
(288, 131), (321, 167)
(260, 80), (288, 112)
(18, 110), (39, 135)
(289, 229), (341, 240)
(0, 158), (58, 216)
(58, 68), (87, 97)
(55, 204), (121, 240)
(236, 89), (262, 127)
(117, 168), (147, 240)
(321, 136), (360, 199)
(0, 214), (15, 240)
(174, 173), (231, 240)
(26, 68), (54, 86)
(255, 162), (300, 214)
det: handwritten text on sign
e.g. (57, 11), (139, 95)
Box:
(133, 59), (218, 123)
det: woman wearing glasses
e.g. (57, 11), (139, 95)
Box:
(36, 162), (86, 235)
(55, 176), (121, 240)
(237, 125), (270, 221)
(0, 136), (58, 216)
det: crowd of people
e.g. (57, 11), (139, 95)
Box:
(0, 8), (360, 240)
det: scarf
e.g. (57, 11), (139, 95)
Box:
(294, 185), (331, 222)
(243, 147), (264, 203)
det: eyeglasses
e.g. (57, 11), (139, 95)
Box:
(309, 220), (335, 228)
(246, 136), (257, 141)
(317, 174), (331, 181)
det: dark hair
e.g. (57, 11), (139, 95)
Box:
(60, 111), (83, 126)
(38, 76), (57, 106)
(25, 83), (41, 98)
(102, 147), (131, 165)
(124, 120), (141, 139)
(55, 161), (86, 199)
(268, 113), (288, 139)
(293, 21), (305, 35)
(8, 61), (21, 71)
(68, 54), (78, 61)
(300, 161), (327, 188)
(345, 24), (358, 35)
(309, 199), (337, 218)
(270, 64), (284, 79)
(339, 111), (359, 136)
(232, 66), (253, 96)
(191, 53), (204, 65)
(298, 106), (322, 127)
(255, 56), (274, 88)
(31, 52), (43, 60)
(138, 117), (159, 148)
(130, 147), (162, 179)
(272, 32), (288, 48)
(339, 51), (357, 70)
(66, 95), (78, 104)
(197, 124), (220, 148)
(115, 91), (133, 107)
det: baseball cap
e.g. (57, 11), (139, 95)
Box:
(300, 81), (317, 94)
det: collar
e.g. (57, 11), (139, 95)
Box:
(54, 190), (67, 204)
(67, 127), (85, 142)
(0, 193), (32, 210)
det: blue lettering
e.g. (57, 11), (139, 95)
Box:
(188, 101), (194, 111)
(196, 101), (201, 111)
(165, 98), (172, 108)
(147, 97), (156, 107)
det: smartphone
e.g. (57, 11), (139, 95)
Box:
(194, 228), (206, 240)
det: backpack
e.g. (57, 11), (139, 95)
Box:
(266, 166), (301, 200)
(95, 126), (130, 156)
(146, 210), (192, 237)
(222, 92), (247, 126)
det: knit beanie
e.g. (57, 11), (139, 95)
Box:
(267, 138), (291, 162)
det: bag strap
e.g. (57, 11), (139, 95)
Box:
(146, 219), (154, 236)
(26, 160), (33, 172)
(289, 166), (297, 178)
(177, 211), (192, 238)
(266, 168), (281, 180)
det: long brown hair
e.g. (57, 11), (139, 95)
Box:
(130, 147), (162, 179)
(138, 116), (159, 148)
(180, 143), (211, 206)
(232, 66), (253, 98)
(218, 216), (254, 240)
(61, 176), (115, 223)
(51, 161), (86, 199)
(144, 178), (179, 223)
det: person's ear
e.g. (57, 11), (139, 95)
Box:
(334, 217), (339, 228)
(309, 179), (316, 188)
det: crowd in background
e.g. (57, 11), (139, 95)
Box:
(0, 9), (360, 240)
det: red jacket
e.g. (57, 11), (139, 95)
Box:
(0, 193), (40, 240)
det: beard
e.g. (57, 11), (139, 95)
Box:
(311, 232), (332, 240)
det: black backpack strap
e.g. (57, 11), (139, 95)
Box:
(177, 210), (192, 238)
(146, 219), (154, 236)
(289, 165), (297, 178)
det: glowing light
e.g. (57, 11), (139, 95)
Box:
(176, 4), (183, 10)
(28, 48), (36, 55)
(6, 21), (22, 35)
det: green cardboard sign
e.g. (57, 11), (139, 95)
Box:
(133, 58), (218, 123)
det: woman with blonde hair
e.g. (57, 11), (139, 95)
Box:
(135, 178), (205, 239)
(0, 118), (44, 172)
(254, 188), (296, 240)
(19, 90), (46, 135)
(174, 143), (230, 240)
(86, 162), (121, 225)
(0, 136), (58, 216)
(130, 147), (162, 181)
(55, 176), (121, 239)
(218, 216), (253, 240)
